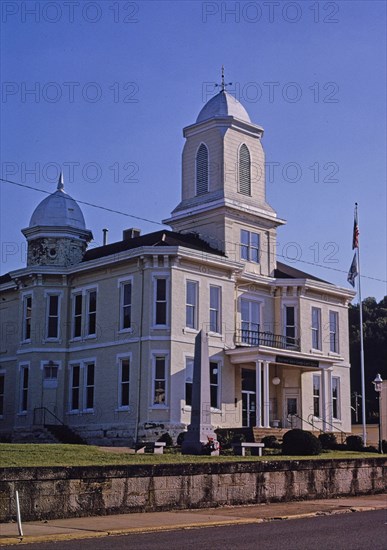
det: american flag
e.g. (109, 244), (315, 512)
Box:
(352, 206), (359, 249)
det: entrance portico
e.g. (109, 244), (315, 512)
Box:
(227, 346), (343, 432)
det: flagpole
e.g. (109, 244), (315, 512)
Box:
(355, 203), (367, 446)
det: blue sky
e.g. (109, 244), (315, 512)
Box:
(1, 0), (386, 300)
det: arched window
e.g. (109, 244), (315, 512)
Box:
(196, 144), (209, 196)
(239, 144), (251, 196)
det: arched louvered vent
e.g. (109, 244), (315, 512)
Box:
(239, 144), (251, 196)
(196, 144), (209, 196)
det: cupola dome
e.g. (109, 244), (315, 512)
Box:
(196, 90), (251, 124)
(29, 174), (86, 230)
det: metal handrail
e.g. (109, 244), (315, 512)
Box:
(236, 328), (300, 351)
(295, 414), (347, 444)
(33, 407), (64, 427)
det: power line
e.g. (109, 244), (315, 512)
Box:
(1, 177), (386, 285)
(0, 178), (164, 227)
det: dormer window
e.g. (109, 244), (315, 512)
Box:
(196, 143), (209, 195)
(238, 144), (251, 196)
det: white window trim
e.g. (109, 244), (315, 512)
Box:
(40, 360), (62, 388)
(21, 292), (33, 343)
(209, 284), (222, 335)
(150, 351), (169, 409)
(152, 274), (170, 329)
(116, 352), (132, 411)
(183, 354), (194, 411)
(282, 302), (299, 345)
(118, 276), (134, 334)
(209, 356), (222, 411)
(70, 285), (98, 341)
(18, 362), (30, 415)
(312, 374), (321, 419)
(185, 279), (199, 330)
(311, 306), (322, 351)
(68, 361), (82, 413)
(240, 229), (260, 264)
(85, 289), (97, 339)
(332, 376), (341, 420)
(328, 310), (340, 354)
(83, 359), (96, 413)
(44, 291), (63, 342)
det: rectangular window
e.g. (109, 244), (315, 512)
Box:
(210, 361), (219, 409)
(329, 311), (339, 353)
(46, 295), (59, 339)
(20, 365), (29, 413)
(313, 375), (320, 417)
(185, 357), (194, 406)
(332, 377), (341, 419)
(86, 290), (97, 336)
(153, 356), (166, 406)
(209, 285), (221, 333)
(311, 307), (321, 350)
(241, 299), (260, 344)
(119, 358), (130, 408)
(186, 281), (198, 329)
(155, 279), (167, 325)
(70, 365), (80, 411)
(120, 282), (132, 330)
(240, 230), (260, 263)
(23, 295), (32, 341)
(285, 306), (296, 347)
(73, 293), (83, 338)
(0, 374), (4, 416)
(85, 363), (95, 410)
(44, 363), (58, 380)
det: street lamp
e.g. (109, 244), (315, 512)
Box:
(372, 374), (383, 454)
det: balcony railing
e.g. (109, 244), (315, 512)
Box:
(235, 329), (300, 351)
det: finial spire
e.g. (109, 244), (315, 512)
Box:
(57, 171), (64, 191)
(215, 66), (232, 92)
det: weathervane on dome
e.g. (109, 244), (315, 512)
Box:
(215, 65), (232, 92)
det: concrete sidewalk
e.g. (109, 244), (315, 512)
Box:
(1, 494), (386, 546)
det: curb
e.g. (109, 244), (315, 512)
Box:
(0, 506), (383, 546)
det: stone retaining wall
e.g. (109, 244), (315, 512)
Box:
(0, 458), (386, 522)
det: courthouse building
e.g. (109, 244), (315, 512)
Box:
(0, 88), (355, 444)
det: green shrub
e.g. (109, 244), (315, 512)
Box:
(176, 432), (186, 446)
(262, 435), (281, 449)
(318, 433), (337, 449)
(157, 432), (173, 447)
(282, 429), (322, 456)
(345, 435), (363, 451)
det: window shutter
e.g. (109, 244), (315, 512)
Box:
(196, 144), (209, 195)
(239, 144), (251, 195)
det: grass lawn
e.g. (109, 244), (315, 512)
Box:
(0, 444), (381, 468)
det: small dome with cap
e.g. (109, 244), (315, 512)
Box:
(196, 90), (251, 124)
(29, 174), (86, 230)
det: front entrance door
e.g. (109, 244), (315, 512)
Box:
(242, 368), (256, 427)
(242, 392), (256, 428)
(283, 391), (301, 428)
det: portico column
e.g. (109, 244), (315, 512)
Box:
(263, 361), (270, 428)
(326, 369), (333, 428)
(255, 360), (262, 427)
(321, 368), (327, 432)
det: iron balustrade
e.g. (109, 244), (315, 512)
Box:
(236, 329), (300, 351)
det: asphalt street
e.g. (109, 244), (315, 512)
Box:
(1, 509), (386, 550)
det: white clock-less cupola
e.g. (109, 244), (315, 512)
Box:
(22, 173), (93, 267)
(163, 74), (286, 277)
